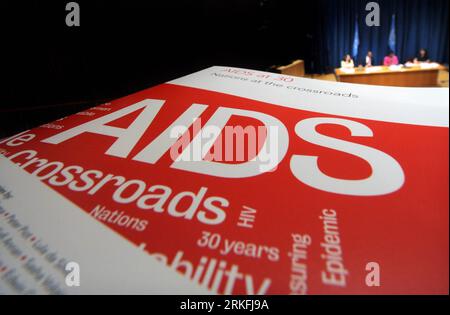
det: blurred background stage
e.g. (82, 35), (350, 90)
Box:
(0, 0), (448, 137)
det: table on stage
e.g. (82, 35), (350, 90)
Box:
(334, 63), (447, 87)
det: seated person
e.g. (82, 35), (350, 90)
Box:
(341, 54), (354, 68)
(414, 48), (431, 63)
(383, 51), (399, 66)
(365, 51), (374, 67)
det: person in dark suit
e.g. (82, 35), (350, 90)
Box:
(414, 48), (431, 63)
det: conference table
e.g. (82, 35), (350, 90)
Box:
(334, 63), (446, 87)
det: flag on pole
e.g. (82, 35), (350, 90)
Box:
(389, 14), (396, 52)
(352, 15), (359, 60)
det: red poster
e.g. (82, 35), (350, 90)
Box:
(0, 66), (448, 294)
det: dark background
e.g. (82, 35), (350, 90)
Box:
(0, 0), (448, 138)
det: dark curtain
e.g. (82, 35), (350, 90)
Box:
(311, 0), (449, 73)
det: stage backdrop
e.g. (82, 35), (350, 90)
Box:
(311, 0), (449, 72)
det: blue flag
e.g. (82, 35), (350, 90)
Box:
(352, 16), (359, 60)
(389, 14), (396, 52)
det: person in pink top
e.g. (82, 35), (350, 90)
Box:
(383, 51), (399, 66)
